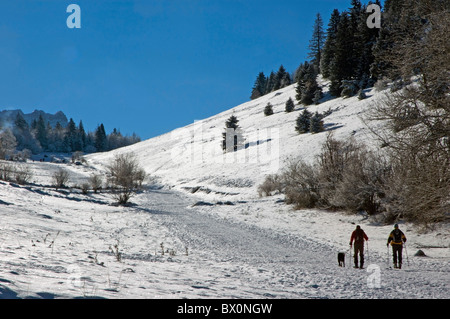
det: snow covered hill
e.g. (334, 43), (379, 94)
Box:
(0, 81), (448, 299)
(87, 81), (385, 201)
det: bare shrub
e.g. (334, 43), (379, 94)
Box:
(382, 149), (449, 225)
(0, 162), (14, 181)
(53, 168), (70, 189)
(89, 174), (103, 193)
(257, 174), (283, 197)
(282, 160), (320, 209)
(14, 164), (33, 185)
(107, 153), (146, 205)
(0, 129), (17, 160)
(317, 133), (364, 208)
(279, 134), (390, 215)
(81, 183), (90, 195)
(332, 150), (389, 215)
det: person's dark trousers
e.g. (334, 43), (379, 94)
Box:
(354, 242), (364, 268)
(392, 245), (403, 268)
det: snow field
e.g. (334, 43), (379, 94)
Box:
(0, 81), (448, 299)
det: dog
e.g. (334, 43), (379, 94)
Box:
(338, 252), (346, 267)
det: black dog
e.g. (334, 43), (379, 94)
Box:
(338, 252), (345, 267)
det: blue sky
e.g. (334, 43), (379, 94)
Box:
(0, 0), (379, 140)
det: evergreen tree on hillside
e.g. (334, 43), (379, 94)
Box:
(329, 12), (353, 96)
(285, 97), (295, 113)
(14, 113), (29, 132)
(301, 77), (320, 106)
(95, 123), (108, 152)
(250, 72), (267, 100)
(308, 13), (326, 73)
(264, 102), (274, 116)
(13, 112), (40, 153)
(295, 109), (312, 134)
(371, 0), (406, 80)
(266, 71), (276, 93)
(35, 115), (48, 150)
(314, 87), (323, 105)
(250, 66), (291, 99)
(64, 118), (78, 152)
(310, 112), (324, 133)
(355, 1), (380, 84)
(78, 120), (87, 151)
(295, 61), (317, 104)
(275, 65), (290, 90)
(321, 9), (341, 79)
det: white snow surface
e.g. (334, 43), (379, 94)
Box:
(0, 83), (449, 299)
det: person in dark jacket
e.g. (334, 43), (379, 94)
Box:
(387, 224), (407, 269)
(349, 225), (369, 269)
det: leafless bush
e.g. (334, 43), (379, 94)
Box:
(381, 146), (449, 225)
(89, 174), (103, 193)
(53, 168), (70, 189)
(282, 159), (320, 209)
(316, 133), (364, 209)
(257, 174), (283, 197)
(279, 134), (390, 215)
(71, 151), (86, 164)
(14, 164), (33, 185)
(81, 183), (90, 195)
(107, 153), (146, 205)
(332, 150), (389, 215)
(0, 129), (17, 160)
(0, 162), (13, 181)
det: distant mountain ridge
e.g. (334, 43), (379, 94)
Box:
(0, 109), (69, 128)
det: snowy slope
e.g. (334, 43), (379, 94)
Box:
(86, 81), (385, 201)
(0, 82), (448, 299)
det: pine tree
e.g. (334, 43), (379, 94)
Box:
(285, 97), (295, 113)
(321, 9), (341, 79)
(14, 113), (29, 132)
(222, 115), (244, 152)
(295, 61), (317, 104)
(266, 71), (276, 93)
(78, 120), (87, 151)
(371, 0), (406, 80)
(310, 112), (324, 133)
(275, 65), (289, 90)
(264, 103), (274, 116)
(250, 72), (267, 100)
(12, 112), (40, 153)
(308, 13), (326, 73)
(313, 88), (323, 105)
(95, 123), (107, 152)
(281, 72), (292, 88)
(301, 77), (320, 106)
(295, 109), (312, 134)
(64, 118), (78, 152)
(353, 1), (380, 83)
(35, 115), (48, 150)
(329, 12), (353, 96)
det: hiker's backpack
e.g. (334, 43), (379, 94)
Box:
(354, 229), (364, 243)
(393, 229), (403, 242)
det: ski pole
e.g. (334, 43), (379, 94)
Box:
(404, 243), (409, 266)
(349, 245), (352, 267)
(366, 241), (369, 263)
(386, 244), (390, 268)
